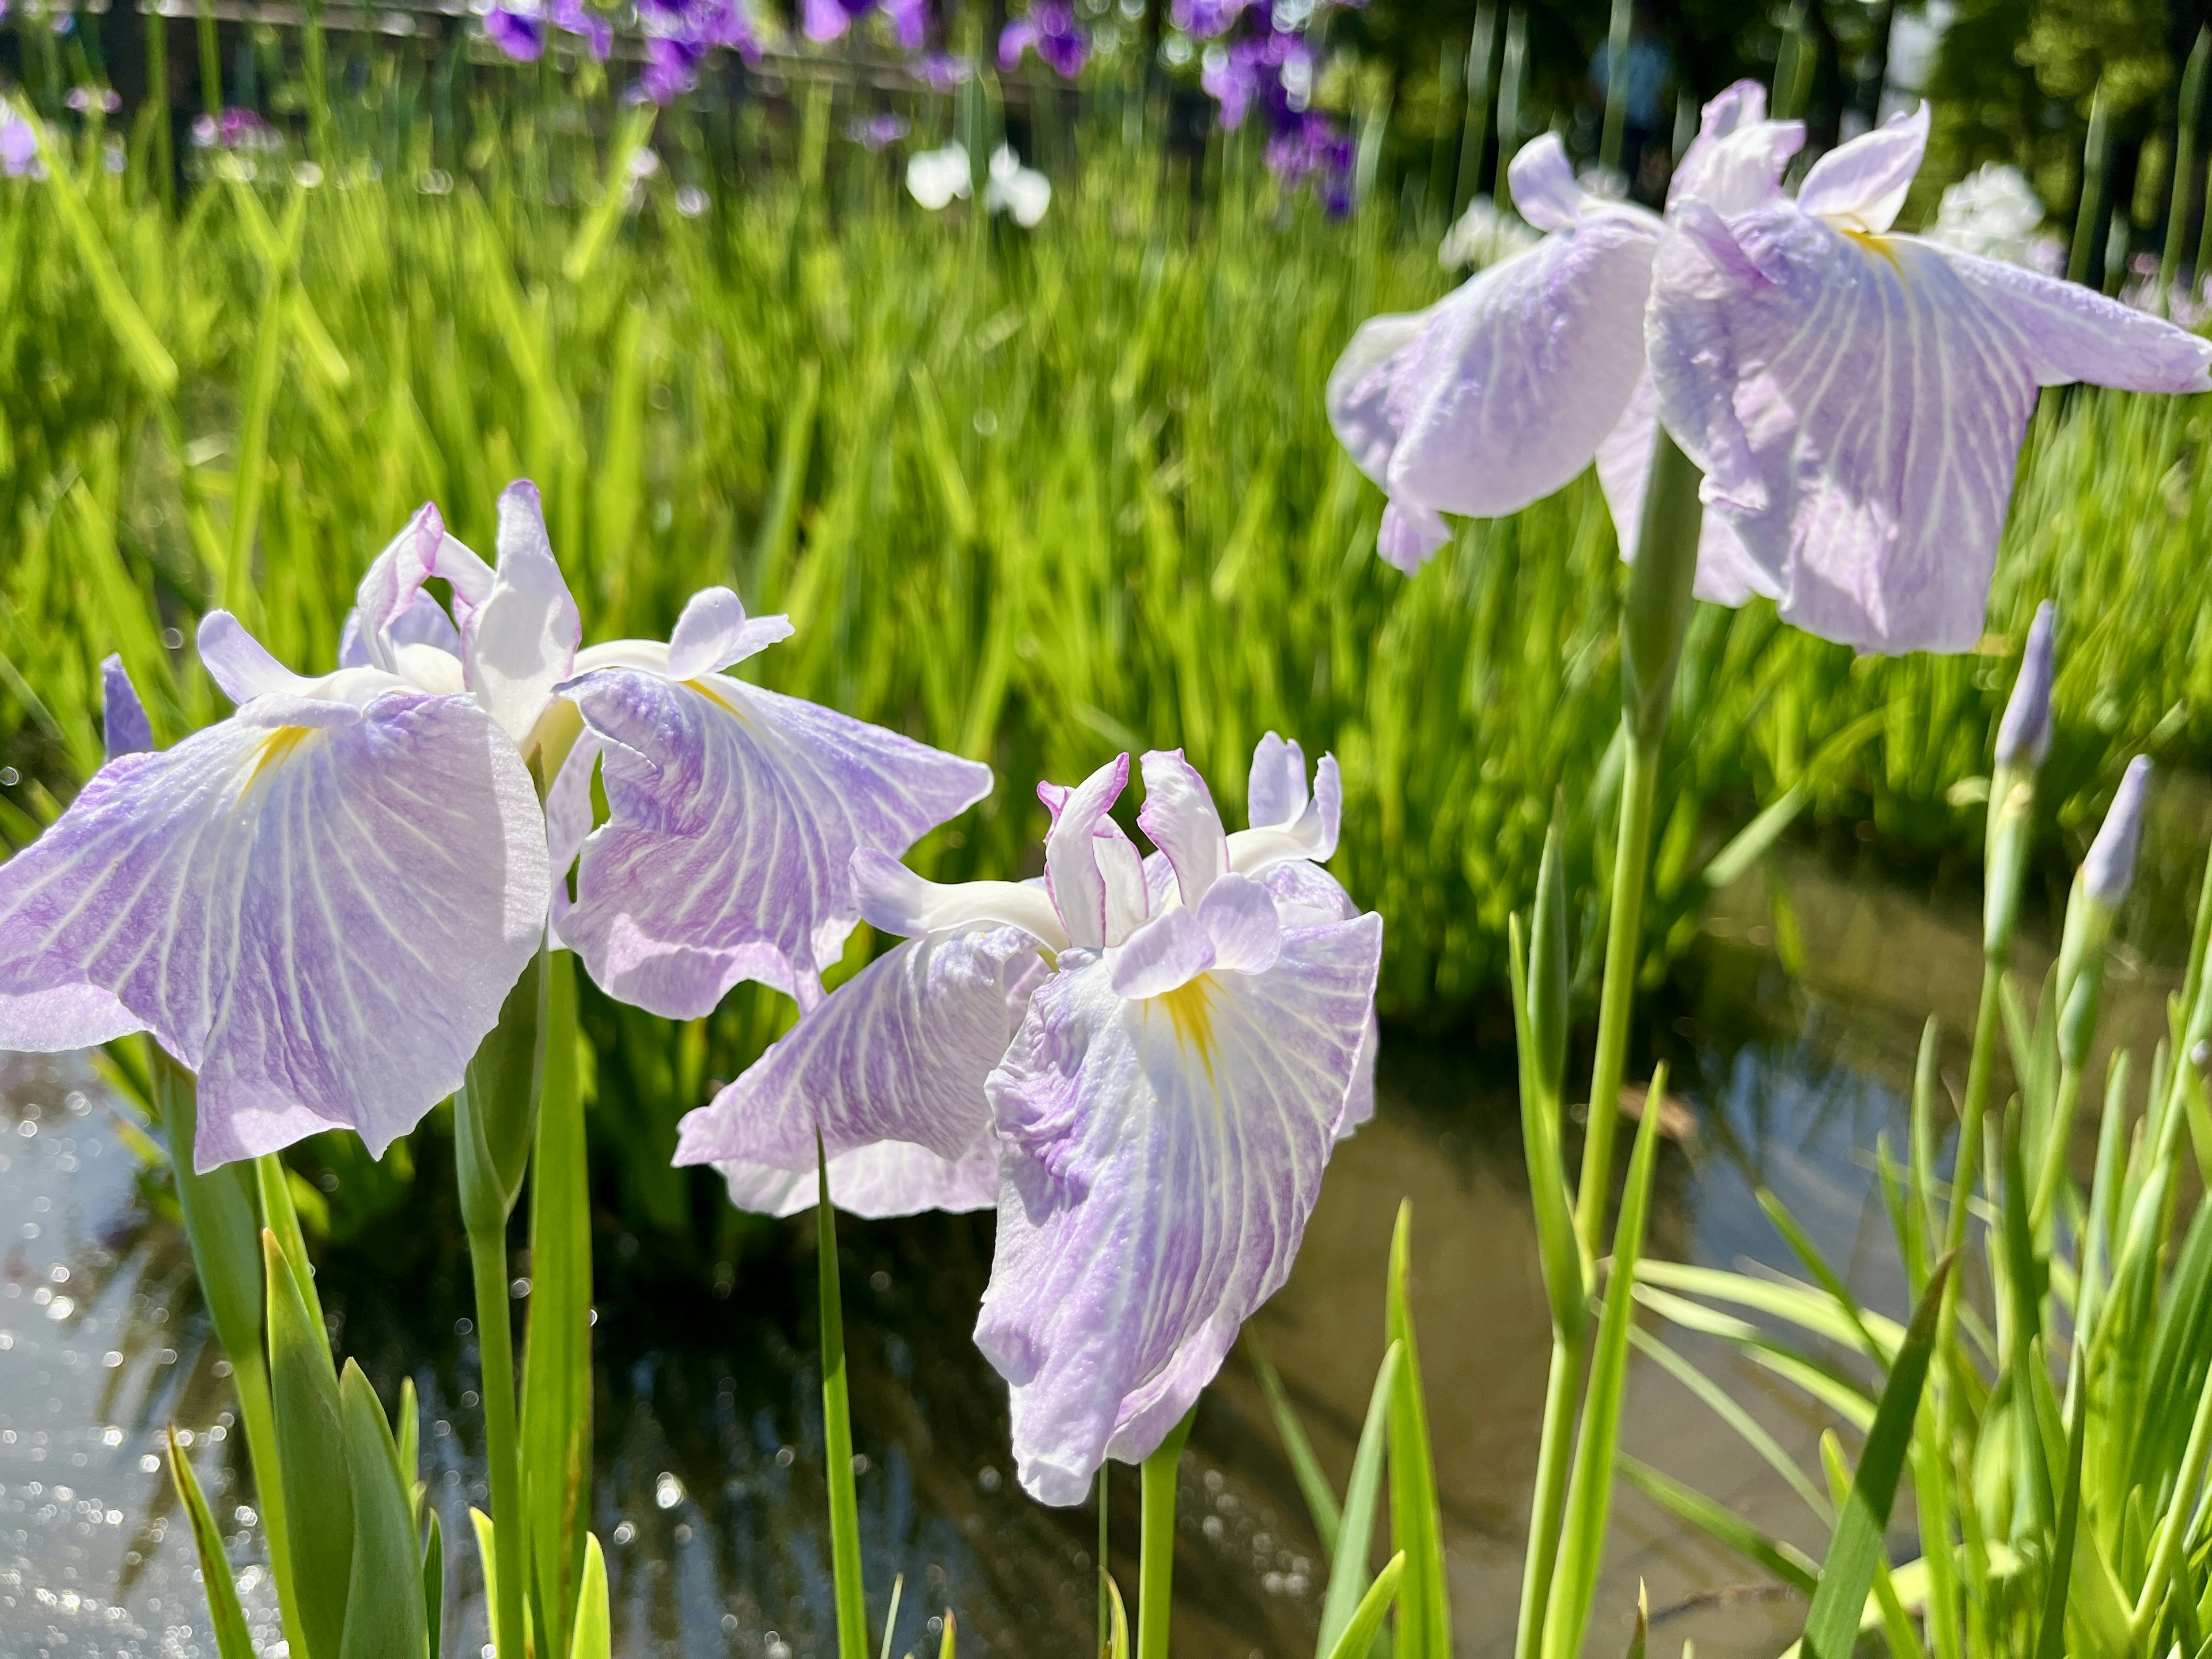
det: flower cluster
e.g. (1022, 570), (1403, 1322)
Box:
(483, 0), (613, 63)
(1327, 85), (2212, 653)
(635, 0), (762, 103)
(1194, 5), (1353, 210)
(997, 0), (1089, 79)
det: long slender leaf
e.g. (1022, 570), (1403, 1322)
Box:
(1316, 1341), (1402, 1658)
(266, 1226), (353, 1659)
(1626, 1325), (1831, 1523)
(1385, 1201), (1450, 1659)
(338, 1359), (430, 1659)
(1798, 1251), (1956, 1659)
(166, 1426), (257, 1659)
(569, 1535), (609, 1659)
(1636, 1259), (1906, 1359)
(816, 1134), (869, 1659)
(1616, 1455), (1819, 1593)
(1324, 1552), (1407, 1659)
(1247, 1332), (1342, 1555)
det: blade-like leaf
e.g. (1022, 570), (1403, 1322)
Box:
(817, 1133), (869, 1659)
(267, 1228), (353, 1659)
(2034, 1381), (2087, 1659)
(1627, 1325), (1831, 1523)
(1246, 1332), (1342, 1555)
(880, 1572), (906, 1659)
(1385, 1202), (1450, 1659)
(1316, 1341), (1403, 1658)
(1798, 1251), (1956, 1659)
(1756, 1187), (1884, 1363)
(1617, 1456), (1817, 1593)
(1324, 1551), (1406, 1659)
(338, 1360), (430, 1659)
(257, 1153), (325, 1336)
(423, 1508), (444, 1659)
(1637, 1260), (1905, 1359)
(166, 1426), (257, 1659)
(569, 1535), (610, 1659)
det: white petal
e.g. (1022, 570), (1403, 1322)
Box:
(461, 482), (582, 745)
(1796, 104), (1927, 234)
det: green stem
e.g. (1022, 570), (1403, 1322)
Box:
(469, 1225), (528, 1659)
(1098, 1470), (1111, 1658)
(2029, 1062), (2083, 1239)
(232, 1350), (307, 1655)
(1136, 1408), (1196, 1659)
(1512, 1334), (1583, 1659)
(1944, 963), (2006, 1257)
(1572, 733), (1658, 1256)
(817, 1148), (869, 1659)
(195, 0), (221, 116)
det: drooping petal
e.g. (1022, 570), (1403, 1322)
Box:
(199, 610), (308, 704)
(1593, 369), (1777, 606)
(1040, 755), (1131, 950)
(1382, 206), (1661, 520)
(1376, 501), (1454, 574)
(664, 586), (796, 680)
(1943, 249), (2212, 393)
(460, 482), (583, 747)
(560, 669), (993, 1017)
(1325, 309), (1429, 488)
(1226, 752), (1340, 873)
(851, 850), (1069, 948)
(1667, 79), (1802, 216)
(101, 655), (152, 760)
(1137, 749), (1228, 910)
(1650, 200), (2064, 652)
(0, 694), (548, 1169)
(1506, 133), (1589, 232)
(675, 926), (1041, 1183)
(1106, 908), (1214, 999)
(714, 1137), (1002, 1219)
(1794, 103), (1927, 234)
(975, 913), (1384, 1505)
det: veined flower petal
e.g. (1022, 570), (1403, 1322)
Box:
(199, 610), (309, 705)
(1137, 749), (1228, 909)
(975, 912), (1384, 1505)
(0, 693), (548, 1169)
(676, 925), (1041, 1181)
(852, 849), (1068, 948)
(1507, 133), (1590, 232)
(664, 586), (796, 680)
(1594, 370), (1777, 605)
(714, 1137), (1002, 1219)
(1796, 104), (1926, 234)
(1226, 745), (1340, 873)
(560, 668), (993, 1016)
(1325, 309), (1429, 488)
(1245, 733), (1309, 831)
(461, 482), (583, 746)
(1196, 873), (1282, 974)
(351, 503), (485, 675)
(1668, 79), (1802, 216)
(1376, 501), (1454, 574)
(1107, 907), (1215, 999)
(1040, 755), (1131, 950)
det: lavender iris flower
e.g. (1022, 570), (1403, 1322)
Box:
(484, 0), (611, 61)
(847, 112), (912, 150)
(1, 108), (39, 179)
(1330, 84), (2212, 654)
(676, 736), (1381, 1505)
(0, 495), (563, 1170)
(998, 2), (1088, 78)
(1172, 0), (1252, 39)
(635, 0), (757, 102)
(2082, 756), (2152, 907)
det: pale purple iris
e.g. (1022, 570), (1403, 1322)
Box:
(847, 112), (911, 150)
(1328, 85), (2212, 654)
(914, 52), (973, 90)
(1, 109), (38, 179)
(997, 2), (1088, 78)
(803, 0), (919, 47)
(675, 736), (1381, 1505)
(0, 495), (561, 1171)
(485, 0), (612, 62)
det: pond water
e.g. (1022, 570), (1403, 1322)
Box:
(2, 827), (2201, 1659)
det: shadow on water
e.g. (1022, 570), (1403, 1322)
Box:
(2, 814), (2202, 1657)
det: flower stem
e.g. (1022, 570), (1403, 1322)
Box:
(1572, 730), (1659, 1257)
(1943, 962), (2006, 1257)
(469, 1224), (528, 1659)
(1512, 1334), (1583, 1659)
(1136, 1407), (1196, 1659)
(1097, 1469), (1111, 1658)
(817, 1139), (869, 1659)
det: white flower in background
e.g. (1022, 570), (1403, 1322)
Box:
(1928, 162), (2063, 273)
(905, 142), (1051, 226)
(1438, 195), (1541, 272)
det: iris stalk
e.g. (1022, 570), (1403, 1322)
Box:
(1136, 1407), (1196, 1659)
(816, 1134), (870, 1659)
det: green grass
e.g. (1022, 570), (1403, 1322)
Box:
(4, 84), (2210, 1052)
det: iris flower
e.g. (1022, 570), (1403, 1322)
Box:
(1328, 86), (2212, 654)
(676, 736), (1381, 1504)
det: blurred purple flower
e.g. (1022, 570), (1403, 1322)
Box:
(998, 2), (1088, 77)
(802, 0), (872, 41)
(1172, 0), (1249, 37)
(1, 109), (38, 179)
(1266, 111), (1351, 211)
(633, 0), (758, 103)
(915, 52), (974, 89)
(882, 0), (929, 50)
(486, 0), (611, 62)
(847, 111), (911, 150)
(485, 5), (547, 59)
(63, 86), (122, 115)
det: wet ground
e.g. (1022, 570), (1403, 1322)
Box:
(3, 812), (2205, 1658)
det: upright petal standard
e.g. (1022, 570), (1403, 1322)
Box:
(676, 734), (1381, 1505)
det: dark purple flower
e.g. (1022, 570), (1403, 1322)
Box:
(1265, 111), (1352, 211)
(632, 0), (758, 103)
(551, 0), (613, 59)
(998, 2), (1087, 78)
(1172, 0), (1248, 39)
(485, 4), (546, 59)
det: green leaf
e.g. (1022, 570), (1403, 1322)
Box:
(1510, 913), (1585, 1346)
(522, 951), (593, 1659)
(816, 1134), (869, 1659)
(1798, 1250), (1956, 1659)
(257, 1152), (325, 1337)
(157, 1062), (263, 1374)
(569, 1534), (609, 1659)
(879, 1571), (906, 1659)
(1105, 1578), (1127, 1659)
(1622, 1584), (1646, 1659)
(338, 1359), (430, 1659)
(267, 1228), (353, 1659)
(1635, 1260), (1905, 1359)
(423, 1508), (444, 1659)
(1755, 1186), (1884, 1363)
(397, 1377), (421, 1527)
(166, 1425), (257, 1659)
(2034, 1380), (2088, 1659)
(1323, 1551), (1406, 1659)
(1385, 1202), (1450, 1659)
(456, 946), (548, 1237)
(1626, 1326), (1831, 1524)
(1617, 1456), (1817, 1593)
(1245, 1333), (1341, 1556)
(1316, 1341), (1402, 1658)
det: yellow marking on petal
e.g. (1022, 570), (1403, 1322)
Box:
(687, 676), (749, 721)
(1843, 227), (1902, 268)
(1155, 975), (1220, 1089)
(241, 724), (318, 793)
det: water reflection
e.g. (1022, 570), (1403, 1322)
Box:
(2, 841), (2189, 1656)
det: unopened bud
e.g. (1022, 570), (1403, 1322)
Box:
(2083, 756), (2152, 906)
(1994, 601), (2056, 771)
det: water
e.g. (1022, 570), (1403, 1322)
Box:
(1, 838), (2196, 1658)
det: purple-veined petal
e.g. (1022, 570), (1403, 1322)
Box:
(1943, 249), (2212, 393)
(1667, 79), (1802, 216)
(102, 656), (151, 760)
(1138, 749), (1228, 909)
(1507, 133), (1587, 232)
(561, 668), (993, 1017)
(1377, 501), (1453, 574)
(1197, 873), (1281, 974)
(852, 850), (1068, 947)
(714, 1136), (1001, 1219)
(0, 694), (548, 1169)
(1226, 752), (1340, 873)
(352, 503), (491, 674)
(1795, 103), (1926, 234)
(459, 482), (582, 747)
(199, 611), (307, 704)
(1594, 369), (1777, 605)
(1325, 309), (1430, 488)
(676, 926), (1041, 1185)
(1107, 908), (1214, 999)
(1040, 755), (1130, 950)
(1382, 207), (1660, 520)
(1650, 199), (2086, 653)
(1246, 865), (1375, 1141)
(975, 913), (1384, 1505)
(1246, 732), (1308, 831)
(664, 586), (796, 680)
(0, 981), (144, 1051)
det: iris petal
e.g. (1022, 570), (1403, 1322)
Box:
(1594, 370), (1776, 605)
(664, 586), (796, 680)
(0, 694), (548, 1169)
(975, 913), (1384, 1505)
(560, 668), (993, 1016)
(1040, 755), (1131, 950)
(715, 1138), (1001, 1219)
(1137, 749), (1228, 909)
(101, 656), (152, 760)
(1245, 732), (1309, 831)
(1795, 104), (1926, 234)
(462, 482), (583, 745)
